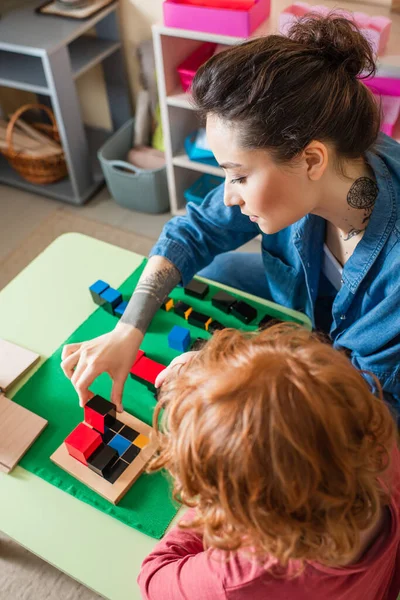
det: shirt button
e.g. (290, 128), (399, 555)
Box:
(340, 314), (346, 320)
(340, 278), (344, 284)
(307, 262), (311, 268)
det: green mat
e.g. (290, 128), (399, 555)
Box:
(12, 260), (309, 539)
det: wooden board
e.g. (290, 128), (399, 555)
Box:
(37, 0), (116, 20)
(0, 339), (40, 392)
(0, 394), (47, 473)
(51, 411), (159, 505)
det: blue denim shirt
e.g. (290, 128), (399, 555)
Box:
(150, 134), (400, 408)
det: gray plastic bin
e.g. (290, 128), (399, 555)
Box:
(98, 119), (170, 214)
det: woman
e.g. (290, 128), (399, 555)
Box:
(61, 15), (400, 414)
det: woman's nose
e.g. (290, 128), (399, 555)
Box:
(224, 185), (243, 208)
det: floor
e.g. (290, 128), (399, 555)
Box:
(0, 181), (259, 599)
(0, 183), (259, 268)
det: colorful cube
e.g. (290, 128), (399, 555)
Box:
(212, 291), (237, 313)
(64, 422), (102, 466)
(188, 310), (212, 331)
(87, 443), (118, 477)
(100, 287), (123, 315)
(231, 300), (257, 324)
(84, 395), (117, 434)
(161, 297), (174, 312)
(174, 301), (193, 319)
(114, 300), (128, 318)
(168, 325), (191, 352)
(184, 279), (209, 299)
(89, 280), (109, 306)
(108, 434), (132, 457)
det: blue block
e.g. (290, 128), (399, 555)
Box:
(100, 287), (123, 314)
(90, 280), (109, 295)
(114, 300), (128, 318)
(168, 325), (191, 352)
(89, 280), (110, 306)
(108, 434), (131, 457)
(101, 287), (122, 306)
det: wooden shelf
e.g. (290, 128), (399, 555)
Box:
(69, 37), (121, 80)
(0, 127), (109, 204)
(173, 152), (223, 176)
(0, 50), (48, 94)
(166, 89), (194, 110)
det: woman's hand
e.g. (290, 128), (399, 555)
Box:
(155, 351), (197, 389)
(61, 322), (143, 412)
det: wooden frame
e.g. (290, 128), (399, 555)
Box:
(0, 394), (47, 474)
(51, 410), (159, 505)
(37, 0), (117, 20)
(0, 338), (40, 392)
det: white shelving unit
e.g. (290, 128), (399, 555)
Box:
(153, 0), (400, 216)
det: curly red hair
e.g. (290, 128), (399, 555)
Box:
(149, 324), (396, 568)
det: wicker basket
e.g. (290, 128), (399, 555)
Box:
(2, 104), (68, 185)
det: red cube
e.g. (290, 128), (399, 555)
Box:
(84, 395), (116, 434)
(131, 356), (166, 385)
(64, 422), (102, 465)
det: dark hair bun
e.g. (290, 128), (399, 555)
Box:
(288, 15), (376, 78)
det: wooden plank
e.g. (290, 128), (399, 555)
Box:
(51, 410), (159, 505)
(0, 338), (40, 392)
(0, 394), (47, 473)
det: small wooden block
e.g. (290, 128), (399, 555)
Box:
(133, 434), (150, 449)
(230, 300), (257, 324)
(0, 394), (47, 473)
(174, 301), (193, 320)
(0, 339), (40, 392)
(211, 291), (237, 314)
(161, 297), (174, 312)
(131, 356), (166, 386)
(184, 279), (209, 300)
(51, 410), (158, 504)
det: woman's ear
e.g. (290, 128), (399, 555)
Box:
(302, 141), (329, 181)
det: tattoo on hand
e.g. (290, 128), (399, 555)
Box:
(121, 264), (181, 333)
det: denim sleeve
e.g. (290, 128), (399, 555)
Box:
(149, 183), (259, 285)
(351, 348), (400, 418)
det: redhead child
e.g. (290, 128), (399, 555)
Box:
(138, 325), (400, 600)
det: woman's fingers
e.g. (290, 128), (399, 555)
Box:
(111, 378), (125, 413)
(60, 350), (80, 379)
(72, 361), (98, 407)
(61, 342), (82, 361)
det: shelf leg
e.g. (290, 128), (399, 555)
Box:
(95, 10), (132, 131)
(41, 47), (93, 203)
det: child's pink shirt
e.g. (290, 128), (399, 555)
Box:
(138, 447), (400, 600)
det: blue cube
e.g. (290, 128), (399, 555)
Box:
(89, 279), (110, 306)
(168, 325), (191, 352)
(100, 287), (122, 315)
(108, 434), (131, 457)
(114, 301), (128, 318)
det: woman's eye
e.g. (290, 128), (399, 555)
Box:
(230, 177), (246, 184)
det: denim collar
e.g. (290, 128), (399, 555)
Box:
(342, 150), (397, 293)
(293, 150), (397, 296)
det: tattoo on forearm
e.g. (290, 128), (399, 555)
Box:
(121, 264), (181, 333)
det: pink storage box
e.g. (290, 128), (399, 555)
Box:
(183, 0), (256, 9)
(177, 42), (217, 92)
(364, 77), (400, 137)
(163, 0), (270, 38)
(279, 3), (391, 55)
